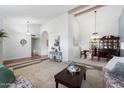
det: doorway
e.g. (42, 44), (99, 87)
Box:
(31, 37), (40, 57)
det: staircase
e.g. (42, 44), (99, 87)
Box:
(5, 57), (48, 69)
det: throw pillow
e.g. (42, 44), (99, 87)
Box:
(110, 62), (124, 82)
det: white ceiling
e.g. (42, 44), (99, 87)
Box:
(0, 5), (77, 24)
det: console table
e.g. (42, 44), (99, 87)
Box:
(49, 51), (62, 62)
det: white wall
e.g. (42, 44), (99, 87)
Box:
(30, 24), (41, 36)
(76, 6), (124, 50)
(68, 15), (81, 60)
(40, 13), (69, 62)
(3, 27), (31, 60)
(3, 23), (41, 60)
(119, 8), (124, 56)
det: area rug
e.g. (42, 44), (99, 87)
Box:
(14, 60), (104, 88)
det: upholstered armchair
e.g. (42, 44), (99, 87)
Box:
(0, 64), (33, 88)
(103, 57), (124, 88)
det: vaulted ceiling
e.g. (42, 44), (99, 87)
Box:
(0, 5), (77, 24)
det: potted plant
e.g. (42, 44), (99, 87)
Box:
(0, 30), (7, 39)
(0, 30), (7, 42)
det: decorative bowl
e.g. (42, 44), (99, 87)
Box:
(67, 65), (81, 73)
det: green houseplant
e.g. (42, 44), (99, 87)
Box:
(0, 30), (7, 39)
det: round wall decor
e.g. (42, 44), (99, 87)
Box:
(20, 39), (27, 46)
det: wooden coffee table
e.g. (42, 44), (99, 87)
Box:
(54, 65), (86, 88)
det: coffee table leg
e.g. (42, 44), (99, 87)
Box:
(56, 82), (58, 88)
(84, 72), (86, 80)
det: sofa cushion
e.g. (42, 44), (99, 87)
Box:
(0, 66), (15, 88)
(15, 76), (33, 88)
(104, 56), (124, 71)
(110, 62), (124, 82)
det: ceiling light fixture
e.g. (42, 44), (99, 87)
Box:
(26, 21), (31, 35)
(90, 11), (99, 40)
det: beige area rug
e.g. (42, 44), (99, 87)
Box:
(14, 60), (104, 88)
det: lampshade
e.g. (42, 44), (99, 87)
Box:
(26, 32), (31, 35)
(90, 33), (100, 40)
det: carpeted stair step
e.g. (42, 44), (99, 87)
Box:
(7, 57), (49, 68)
(6, 58), (41, 67)
(11, 59), (42, 69)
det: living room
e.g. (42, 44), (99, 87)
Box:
(0, 5), (124, 88)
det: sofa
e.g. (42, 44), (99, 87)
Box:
(103, 56), (124, 88)
(0, 64), (33, 88)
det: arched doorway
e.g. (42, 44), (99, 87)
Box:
(41, 31), (49, 57)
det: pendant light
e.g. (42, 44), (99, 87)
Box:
(26, 21), (31, 35)
(90, 11), (99, 40)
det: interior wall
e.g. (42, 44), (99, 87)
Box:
(119, 8), (124, 56)
(40, 13), (69, 62)
(68, 15), (81, 60)
(3, 29), (31, 60)
(76, 5), (124, 50)
(3, 23), (41, 60)
(30, 24), (41, 36)
(41, 31), (48, 56)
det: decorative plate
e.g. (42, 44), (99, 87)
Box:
(20, 39), (27, 46)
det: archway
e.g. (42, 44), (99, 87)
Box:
(41, 31), (49, 57)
